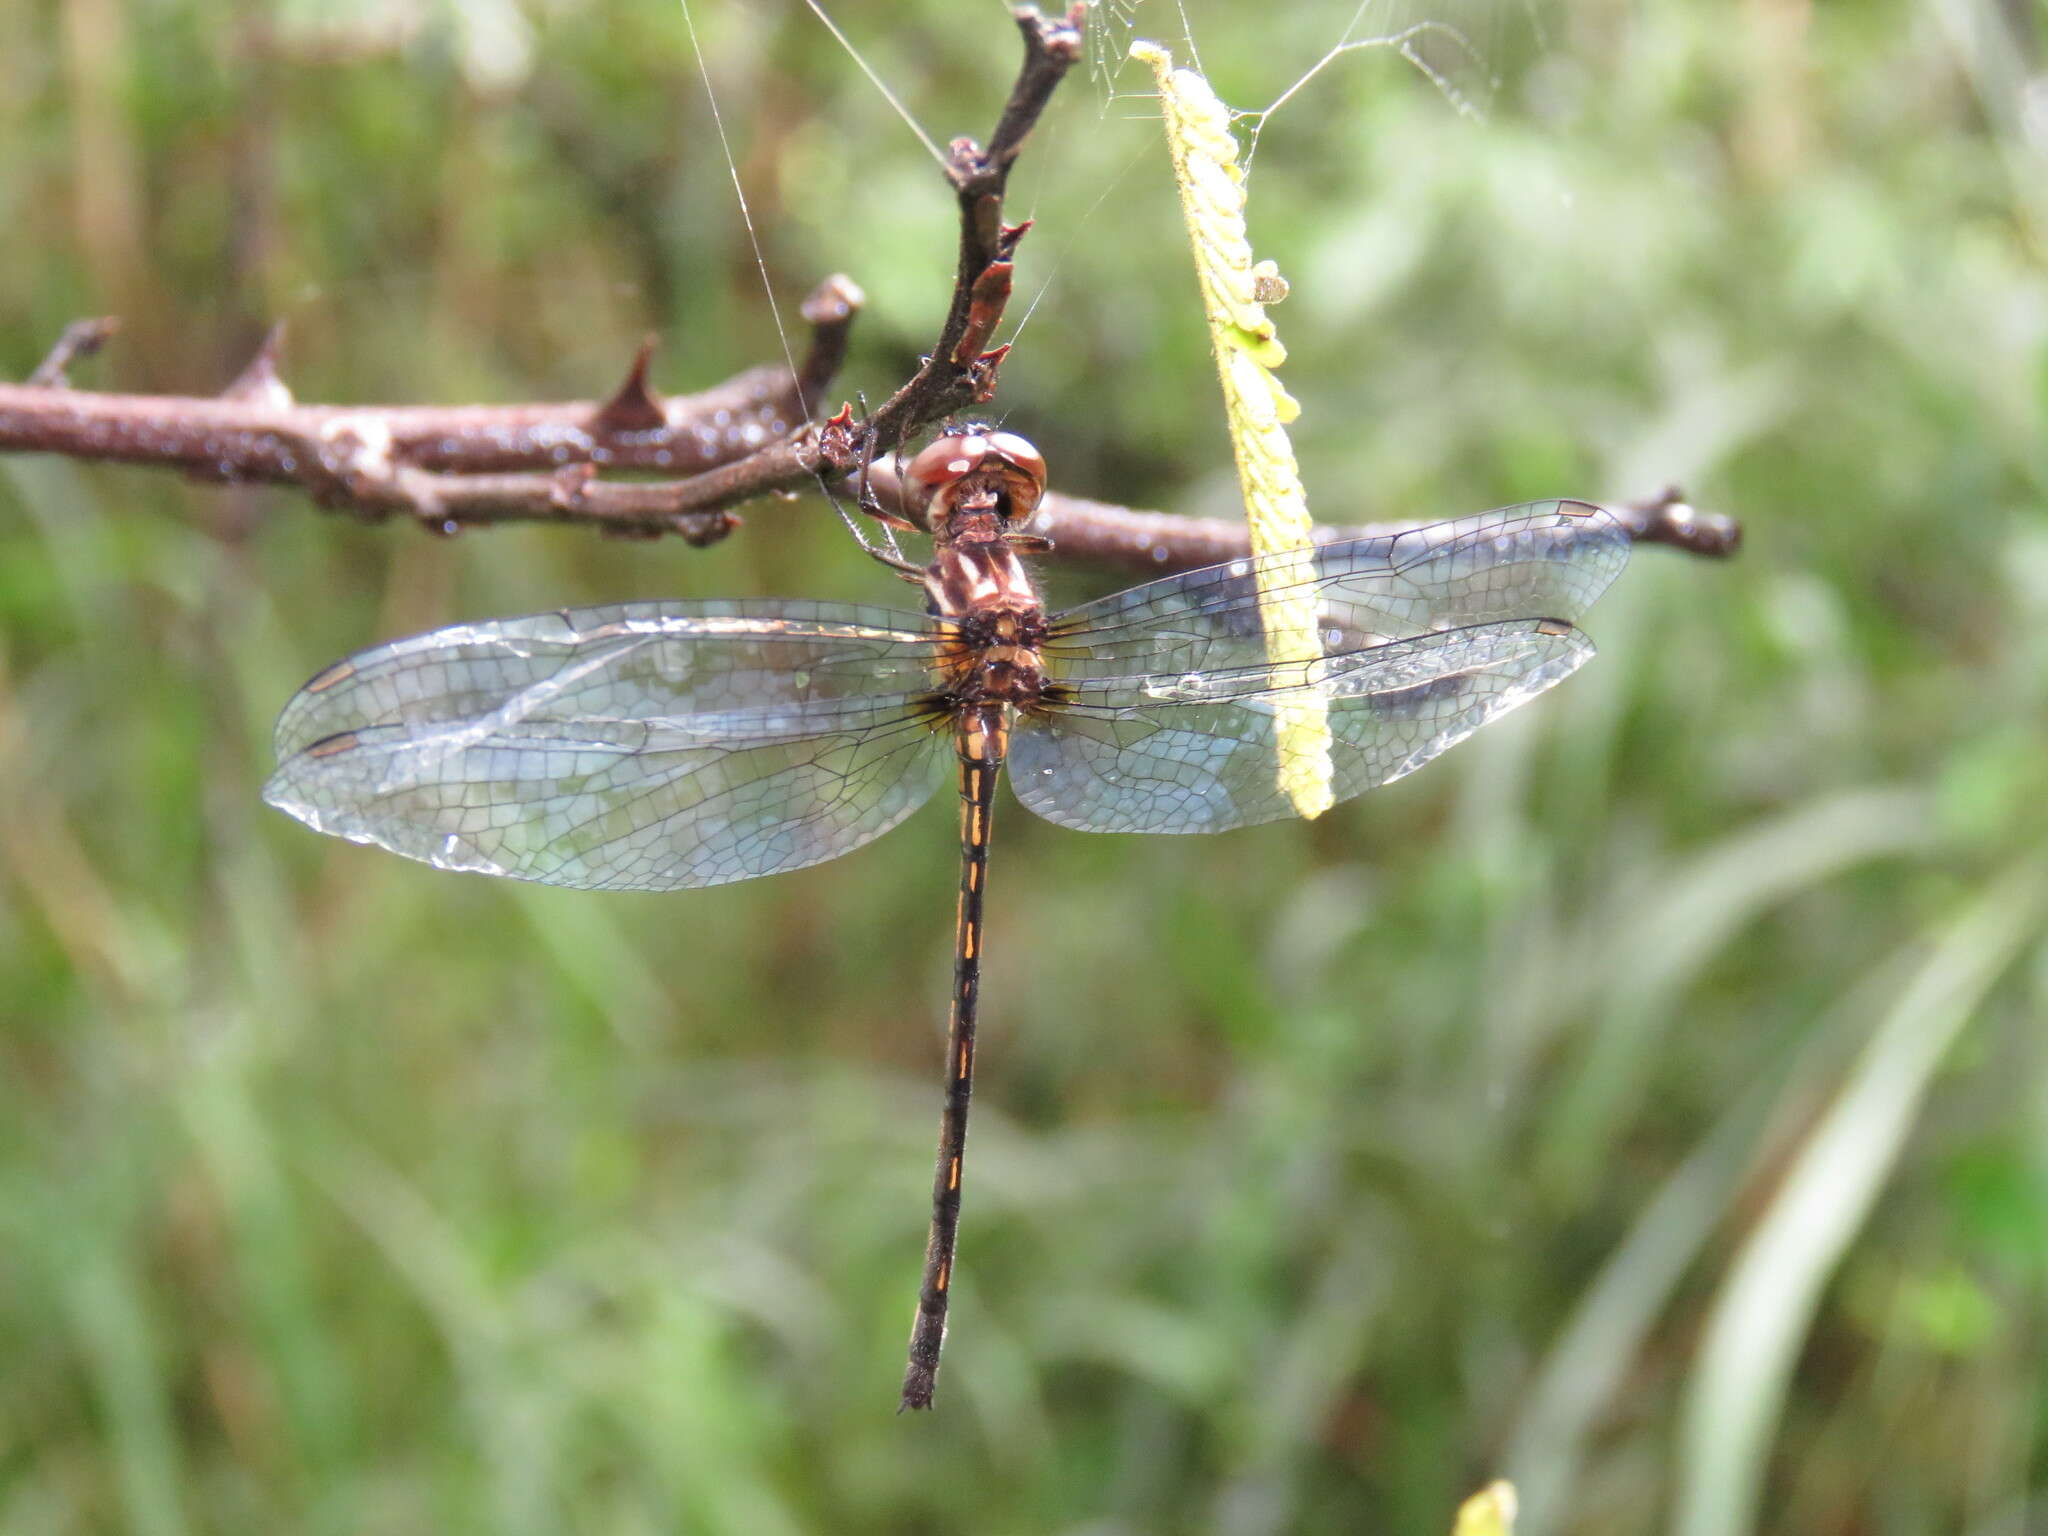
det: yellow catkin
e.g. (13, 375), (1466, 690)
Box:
(1451, 1481), (1519, 1536)
(1131, 41), (1333, 819)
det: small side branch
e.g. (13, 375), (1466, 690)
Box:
(854, 3), (1088, 463)
(28, 318), (122, 387)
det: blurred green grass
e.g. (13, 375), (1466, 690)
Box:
(2, 2), (2046, 1533)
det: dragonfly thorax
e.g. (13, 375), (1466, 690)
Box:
(923, 537), (1036, 619)
(928, 544), (1050, 710)
(909, 427), (1055, 715)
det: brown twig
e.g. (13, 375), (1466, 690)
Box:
(595, 0), (1091, 504)
(27, 318), (123, 387)
(855, 3), (1088, 456)
(0, 276), (865, 543)
(1026, 483), (1742, 573)
(843, 459), (1741, 572)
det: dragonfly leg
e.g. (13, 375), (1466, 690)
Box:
(826, 487), (923, 578)
(829, 401), (922, 579)
(869, 546), (928, 581)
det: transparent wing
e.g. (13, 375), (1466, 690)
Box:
(1013, 619), (1596, 833)
(1012, 500), (1628, 835)
(265, 601), (951, 891)
(1043, 500), (1627, 672)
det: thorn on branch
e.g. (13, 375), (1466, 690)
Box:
(968, 345), (1010, 403)
(28, 318), (121, 388)
(222, 323), (294, 407)
(591, 336), (667, 434)
(817, 403), (861, 471)
(951, 263), (1014, 366)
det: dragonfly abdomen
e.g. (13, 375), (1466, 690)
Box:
(903, 702), (1009, 1411)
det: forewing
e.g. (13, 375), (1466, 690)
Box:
(1013, 622), (1600, 835)
(265, 601), (950, 890)
(1045, 500), (1628, 675)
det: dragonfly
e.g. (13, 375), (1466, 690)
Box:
(264, 427), (1630, 1409)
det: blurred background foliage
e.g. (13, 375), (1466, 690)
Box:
(2, 1), (2046, 1532)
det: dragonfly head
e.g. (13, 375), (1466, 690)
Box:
(904, 428), (1046, 532)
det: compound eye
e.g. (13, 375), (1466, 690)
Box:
(983, 432), (1047, 517)
(904, 433), (987, 517)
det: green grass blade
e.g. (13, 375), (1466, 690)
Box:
(1672, 859), (2048, 1536)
